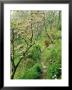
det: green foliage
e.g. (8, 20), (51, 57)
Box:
(24, 58), (35, 69)
(10, 10), (61, 79)
(47, 39), (61, 79)
(28, 45), (41, 61)
(47, 63), (61, 79)
(21, 63), (42, 79)
(14, 58), (35, 79)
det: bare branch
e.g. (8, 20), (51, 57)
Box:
(11, 56), (15, 71)
(29, 11), (33, 42)
(23, 37), (28, 47)
(11, 29), (16, 73)
(43, 12), (53, 43)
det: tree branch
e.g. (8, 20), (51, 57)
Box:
(11, 56), (15, 71)
(30, 11), (33, 42)
(43, 12), (53, 43)
(11, 29), (15, 73)
(11, 42), (35, 79)
(23, 37), (28, 47)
